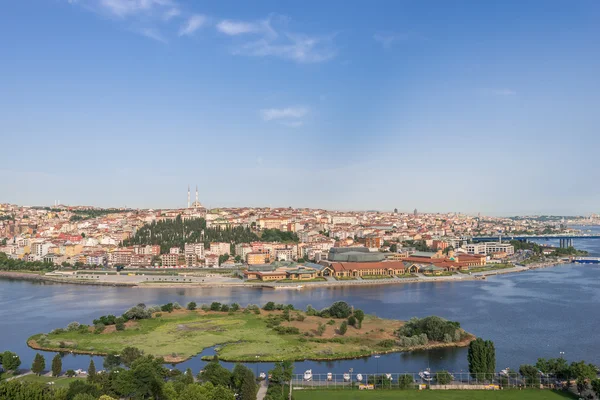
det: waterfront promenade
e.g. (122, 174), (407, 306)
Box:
(0, 259), (567, 289)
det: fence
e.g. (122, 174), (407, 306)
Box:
(291, 372), (563, 390)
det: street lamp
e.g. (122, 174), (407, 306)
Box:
(255, 356), (259, 378)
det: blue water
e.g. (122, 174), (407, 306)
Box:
(1, 232), (599, 376)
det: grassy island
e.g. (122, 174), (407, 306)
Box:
(28, 302), (474, 363)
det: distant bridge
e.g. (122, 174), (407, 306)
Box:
(471, 235), (600, 248)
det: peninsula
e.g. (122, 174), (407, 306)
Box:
(28, 302), (474, 363)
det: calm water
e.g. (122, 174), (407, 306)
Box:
(1, 232), (599, 375)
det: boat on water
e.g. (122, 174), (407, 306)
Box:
(385, 373), (393, 381)
(419, 369), (432, 382)
(356, 373), (363, 382)
(327, 373), (333, 381)
(275, 285), (304, 290)
(259, 372), (267, 380)
(500, 368), (510, 377)
(343, 373), (350, 382)
(303, 370), (313, 381)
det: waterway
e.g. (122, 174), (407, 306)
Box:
(1, 231), (599, 376)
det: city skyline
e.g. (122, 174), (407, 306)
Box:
(2, 1), (600, 215)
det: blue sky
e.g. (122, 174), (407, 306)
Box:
(1, 0), (599, 215)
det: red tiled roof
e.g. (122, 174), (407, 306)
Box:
(330, 261), (409, 272)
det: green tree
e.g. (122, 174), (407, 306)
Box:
(121, 347), (144, 368)
(436, 371), (453, 385)
(467, 338), (495, 380)
(31, 353), (45, 375)
(317, 322), (326, 336)
(187, 301), (197, 310)
(239, 369), (257, 400)
(353, 309), (365, 329)
(87, 359), (96, 382)
(397, 374), (414, 389)
(263, 302), (275, 311)
(327, 301), (352, 318)
(51, 354), (62, 377)
(519, 364), (540, 386)
(1, 351), (21, 372)
(591, 379), (600, 398)
(339, 321), (348, 335)
(198, 360), (232, 388)
(389, 243), (398, 252)
(67, 380), (101, 400)
(161, 303), (174, 313)
(73, 394), (96, 400)
(210, 302), (222, 311)
(103, 353), (121, 370)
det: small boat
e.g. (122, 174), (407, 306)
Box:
(500, 368), (510, 377)
(385, 373), (393, 381)
(356, 373), (363, 382)
(259, 372), (266, 380)
(303, 370), (313, 381)
(327, 372), (333, 381)
(343, 373), (350, 382)
(419, 369), (432, 382)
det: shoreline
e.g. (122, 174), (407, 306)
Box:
(0, 259), (568, 290)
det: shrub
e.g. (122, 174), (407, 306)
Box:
(263, 302), (275, 311)
(201, 304), (210, 311)
(94, 323), (105, 334)
(396, 316), (461, 342)
(67, 322), (81, 331)
(317, 322), (326, 336)
(296, 313), (305, 322)
(161, 303), (174, 313)
(66, 369), (76, 377)
(172, 302), (182, 310)
(398, 374), (414, 389)
(326, 301), (352, 318)
(378, 339), (396, 349)
(327, 319), (335, 325)
(305, 305), (318, 316)
(436, 371), (453, 385)
(231, 303), (240, 311)
(348, 315), (357, 327)
(220, 304), (230, 312)
(51, 328), (65, 335)
(339, 321), (348, 335)
(155, 313), (162, 318)
(123, 305), (152, 320)
(115, 321), (125, 331)
(210, 302), (222, 311)
(273, 326), (300, 335)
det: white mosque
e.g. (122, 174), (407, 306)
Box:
(187, 185), (204, 209)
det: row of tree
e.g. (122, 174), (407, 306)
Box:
(122, 216), (259, 254)
(1, 351), (257, 400)
(0, 251), (56, 272)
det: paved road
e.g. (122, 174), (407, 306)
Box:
(256, 380), (268, 400)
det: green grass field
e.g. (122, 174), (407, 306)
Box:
(31, 310), (452, 363)
(16, 375), (84, 389)
(293, 389), (576, 400)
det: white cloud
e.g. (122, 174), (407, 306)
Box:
(260, 107), (309, 121)
(163, 7), (180, 20)
(219, 16), (336, 63)
(281, 121), (304, 128)
(491, 88), (516, 96)
(139, 27), (167, 43)
(373, 32), (416, 49)
(217, 20), (261, 36)
(178, 14), (206, 36)
(234, 33), (336, 63)
(98, 0), (174, 18)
